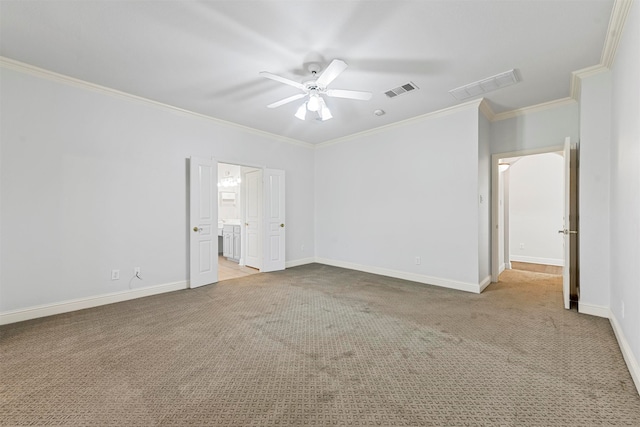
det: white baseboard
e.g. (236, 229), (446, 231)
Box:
(285, 257), (316, 268)
(0, 281), (188, 325)
(609, 312), (640, 395)
(315, 257), (483, 294)
(578, 302), (610, 318)
(479, 275), (493, 292)
(499, 263), (506, 275)
(509, 255), (564, 266)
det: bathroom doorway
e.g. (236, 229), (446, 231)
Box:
(217, 162), (262, 282)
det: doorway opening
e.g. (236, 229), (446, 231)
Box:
(217, 162), (262, 282)
(491, 139), (579, 310)
(498, 152), (564, 274)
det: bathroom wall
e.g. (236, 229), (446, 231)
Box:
(218, 163), (242, 222)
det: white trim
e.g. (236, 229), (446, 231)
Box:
(479, 275), (493, 292)
(491, 145), (565, 282)
(571, 64), (610, 101)
(578, 303), (610, 318)
(315, 257), (483, 294)
(509, 255), (564, 267)
(479, 99), (496, 121)
(499, 263), (506, 275)
(491, 97), (577, 122)
(601, 0), (634, 68)
(0, 281), (188, 325)
(0, 56), (314, 150)
(610, 311), (640, 395)
(315, 99), (484, 149)
(493, 145), (565, 162)
(285, 257), (316, 268)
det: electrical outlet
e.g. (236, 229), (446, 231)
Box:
(415, 256), (421, 265)
(519, 243), (525, 250)
(111, 269), (120, 280)
(134, 267), (141, 276)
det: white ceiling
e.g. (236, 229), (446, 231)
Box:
(0, 1), (614, 145)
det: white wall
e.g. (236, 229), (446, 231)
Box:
(491, 103), (580, 154)
(498, 170), (506, 271)
(218, 163), (241, 221)
(478, 113), (491, 282)
(508, 153), (564, 266)
(315, 104), (484, 290)
(0, 66), (315, 313)
(609, 0), (639, 386)
(579, 70), (612, 311)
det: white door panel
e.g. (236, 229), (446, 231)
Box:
(189, 157), (218, 288)
(262, 169), (285, 272)
(244, 169), (263, 269)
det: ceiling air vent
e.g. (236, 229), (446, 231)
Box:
(449, 69), (519, 101)
(384, 82), (419, 98)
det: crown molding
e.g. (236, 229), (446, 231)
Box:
(491, 97), (577, 122)
(569, 0), (632, 101)
(0, 56), (315, 150)
(570, 64), (610, 101)
(602, 0), (634, 68)
(479, 99), (495, 121)
(316, 99), (483, 149)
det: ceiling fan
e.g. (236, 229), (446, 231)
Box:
(260, 59), (372, 121)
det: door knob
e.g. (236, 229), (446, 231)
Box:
(280, 223), (285, 228)
(193, 227), (200, 232)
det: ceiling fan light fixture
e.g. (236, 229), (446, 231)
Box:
(307, 93), (320, 112)
(320, 105), (333, 121)
(316, 96), (332, 121)
(295, 102), (307, 120)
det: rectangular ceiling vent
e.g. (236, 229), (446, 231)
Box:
(384, 82), (419, 98)
(449, 69), (519, 101)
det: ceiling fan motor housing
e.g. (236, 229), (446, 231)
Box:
(303, 51), (325, 76)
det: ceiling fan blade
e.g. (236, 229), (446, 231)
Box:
(316, 59), (348, 87)
(267, 93), (307, 109)
(259, 71), (305, 90)
(325, 89), (373, 101)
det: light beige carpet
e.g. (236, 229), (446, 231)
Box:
(1, 265), (639, 426)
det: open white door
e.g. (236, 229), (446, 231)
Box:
(189, 157), (218, 288)
(262, 169), (285, 272)
(561, 138), (571, 309)
(244, 168), (263, 270)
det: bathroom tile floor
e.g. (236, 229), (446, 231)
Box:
(218, 255), (260, 281)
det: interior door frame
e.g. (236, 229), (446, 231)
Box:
(490, 144), (565, 283)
